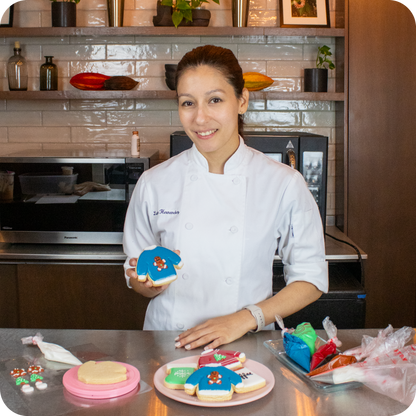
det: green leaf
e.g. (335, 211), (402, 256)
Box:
(183, 8), (193, 21)
(172, 10), (184, 27)
(176, 1), (191, 10)
(328, 62), (335, 70)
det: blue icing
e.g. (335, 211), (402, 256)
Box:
(136, 246), (182, 284)
(185, 367), (242, 394)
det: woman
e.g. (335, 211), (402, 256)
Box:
(123, 45), (328, 351)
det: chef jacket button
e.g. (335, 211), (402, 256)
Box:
(185, 223), (193, 230)
(176, 323), (184, 329)
(230, 226), (238, 233)
(225, 277), (233, 285)
(182, 273), (189, 280)
(190, 175), (198, 181)
(233, 178), (240, 185)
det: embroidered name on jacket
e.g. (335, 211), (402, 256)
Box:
(153, 209), (180, 216)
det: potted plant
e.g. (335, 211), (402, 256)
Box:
(153, 0), (219, 28)
(50, 0), (80, 28)
(304, 45), (335, 92)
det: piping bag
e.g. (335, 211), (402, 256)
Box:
(21, 332), (82, 366)
(310, 317), (342, 371)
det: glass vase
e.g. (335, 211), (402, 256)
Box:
(7, 46), (28, 91)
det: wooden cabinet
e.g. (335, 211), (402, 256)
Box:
(0, 265), (19, 328)
(16, 263), (149, 330)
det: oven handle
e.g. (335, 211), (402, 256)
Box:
(287, 149), (296, 169)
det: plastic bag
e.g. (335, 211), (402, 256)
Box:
(21, 333), (81, 366)
(310, 341), (338, 371)
(322, 316), (342, 348)
(307, 354), (357, 377)
(292, 322), (317, 356)
(343, 325), (394, 361)
(283, 332), (311, 372)
(275, 315), (294, 338)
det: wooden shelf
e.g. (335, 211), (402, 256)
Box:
(0, 90), (344, 101)
(0, 26), (345, 38)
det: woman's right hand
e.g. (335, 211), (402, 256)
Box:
(126, 257), (168, 298)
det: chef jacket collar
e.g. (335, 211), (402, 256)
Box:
(190, 136), (248, 174)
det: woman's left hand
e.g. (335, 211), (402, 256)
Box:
(175, 310), (256, 351)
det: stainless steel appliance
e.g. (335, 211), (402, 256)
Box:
(0, 149), (158, 244)
(170, 131), (328, 226)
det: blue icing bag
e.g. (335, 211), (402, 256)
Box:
(283, 332), (311, 372)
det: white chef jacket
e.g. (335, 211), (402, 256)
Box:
(123, 137), (328, 331)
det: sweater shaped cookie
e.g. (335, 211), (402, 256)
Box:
(184, 366), (243, 402)
(136, 245), (183, 287)
(198, 349), (246, 370)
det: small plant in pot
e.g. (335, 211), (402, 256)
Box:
(153, 0), (219, 28)
(50, 0), (80, 28)
(304, 45), (335, 93)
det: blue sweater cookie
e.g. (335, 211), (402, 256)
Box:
(136, 245), (183, 287)
(184, 366), (243, 402)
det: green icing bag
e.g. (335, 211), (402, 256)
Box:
(292, 322), (317, 356)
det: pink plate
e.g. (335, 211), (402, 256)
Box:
(154, 356), (275, 407)
(63, 362), (140, 399)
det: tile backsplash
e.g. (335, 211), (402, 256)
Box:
(0, 0), (340, 221)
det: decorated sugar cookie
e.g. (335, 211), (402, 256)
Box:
(234, 367), (266, 393)
(28, 365), (44, 374)
(198, 349), (246, 371)
(184, 367), (243, 402)
(164, 363), (197, 390)
(10, 368), (27, 378)
(136, 245), (183, 287)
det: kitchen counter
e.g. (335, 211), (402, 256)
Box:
(0, 226), (367, 263)
(0, 328), (408, 416)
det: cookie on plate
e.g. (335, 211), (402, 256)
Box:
(198, 349), (246, 370)
(77, 361), (127, 385)
(234, 367), (266, 393)
(184, 366), (243, 402)
(164, 363), (197, 390)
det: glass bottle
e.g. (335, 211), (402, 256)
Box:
(7, 41), (28, 91)
(40, 56), (58, 91)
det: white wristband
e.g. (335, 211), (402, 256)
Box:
(243, 304), (265, 333)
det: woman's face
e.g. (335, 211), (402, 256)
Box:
(177, 65), (249, 164)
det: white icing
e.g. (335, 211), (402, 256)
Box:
(21, 384), (34, 394)
(166, 363), (197, 372)
(35, 382), (48, 390)
(235, 367), (266, 389)
(143, 245), (157, 251)
(197, 389), (232, 396)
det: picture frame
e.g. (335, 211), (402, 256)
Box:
(279, 0), (330, 28)
(0, 5), (14, 27)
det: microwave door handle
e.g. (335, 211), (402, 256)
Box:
(287, 149), (296, 169)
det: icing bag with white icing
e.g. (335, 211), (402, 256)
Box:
(22, 334), (82, 366)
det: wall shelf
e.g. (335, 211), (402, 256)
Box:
(0, 26), (345, 38)
(0, 90), (344, 101)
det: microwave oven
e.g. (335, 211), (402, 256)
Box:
(0, 149), (158, 245)
(170, 131), (328, 226)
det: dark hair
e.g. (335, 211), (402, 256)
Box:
(175, 45), (245, 138)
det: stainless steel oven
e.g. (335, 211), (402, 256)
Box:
(0, 149), (158, 244)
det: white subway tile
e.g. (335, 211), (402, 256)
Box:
(0, 112), (42, 126)
(13, 11), (42, 27)
(248, 10), (277, 26)
(107, 110), (172, 126)
(15, 0), (50, 12)
(70, 61), (135, 76)
(4, 37), (69, 45)
(77, 10), (107, 26)
(7, 100), (69, 111)
(267, 61), (304, 77)
(0, 128), (7, 141)
(267, 100), (332, 111)
(123, 10), (155, 26)
(134, 0), (156, 9)
(42, 111), (106, 126)
(70, 36), (136, 45)
(8, 127), (71, 142)
(244, 111), (302, 127)
(70, 100), (135, 111)
(43, 143), (107, 150)
(266, 77), (301, 92)
(71, 126), (132, 142)
(135, 99), (178, 111)
(136, 77), (168, 91)
(107, 44), (171, 60)
(78, 0), (107, 10)
(42, 45), (106, 61)
(302, 111), (336, 127)
(0, 143), (42, 156)
(238, 44), (303, 60)
(240, 61), (267, 73)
